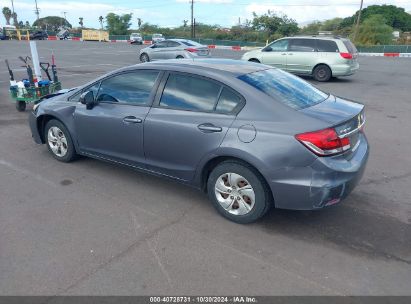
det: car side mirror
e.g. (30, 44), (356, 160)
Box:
(79, 90), (95, 110)
(263, 46), (272, 52)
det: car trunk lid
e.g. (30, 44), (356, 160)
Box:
(297, 95), (365, 155)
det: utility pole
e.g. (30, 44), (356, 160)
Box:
(63, 11), (67, 26)
(11, 0), (15, 15)
(191, 0), (194, 38)
(353, 0), (363, 42)
(34, 0), (40, 21)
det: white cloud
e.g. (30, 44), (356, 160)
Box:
(243, 0), (411, 24)
(176, 0), (233, 3)
(0, 0), (161, 28)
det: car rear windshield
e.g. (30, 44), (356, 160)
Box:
(343, 40), (358, 54)
(238, 68), (329, 110)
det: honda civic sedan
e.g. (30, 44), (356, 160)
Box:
(139, 39), (210, 62)
(29, 59), (369, 223)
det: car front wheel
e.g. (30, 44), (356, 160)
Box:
(207, 161), (272, 224)
(45, 119), (77, 162)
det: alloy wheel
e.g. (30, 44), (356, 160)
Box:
(47, 126), (68, 157)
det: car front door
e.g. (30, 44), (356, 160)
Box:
(286, 38), (318, 74)
(166, 41), (182, 59)
(73, 70), (161, 167)
(150, 41), (169, 60)
(144, 72), (242, 181)
(261, 39), (289, 69)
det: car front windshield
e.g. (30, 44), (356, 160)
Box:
(238, 68), (329, 110)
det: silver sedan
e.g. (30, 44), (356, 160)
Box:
(139, 39), (211, 62)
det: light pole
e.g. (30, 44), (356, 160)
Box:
(34, 0), (40, 21)
(191, 0), (194, 38)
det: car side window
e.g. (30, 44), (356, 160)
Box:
(215, 87), (243, 114)
(289, 39), (316, 52)
(159, 73), (221, 112)
(268, 39), (289, 52)
(69, 82), (100, 102)
(154, 41), (168, 48)
(167, 41), (180, 47)
(96, 71), (159, 105)
(317, 40), (339, 52)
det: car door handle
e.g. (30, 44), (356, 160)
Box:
(281, 53), (287, 55)
(123, 116), (142, 124)
(288, 53), (294, 55)
(198, 123), (222, 133)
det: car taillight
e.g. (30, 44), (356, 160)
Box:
(295, 128), (350, 156)
(185, 48), (198, 53)
(340, 52), (353, 59)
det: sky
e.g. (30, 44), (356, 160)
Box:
(1, 0), (411, 29)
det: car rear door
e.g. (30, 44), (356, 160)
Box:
(73, 70), (161, 167)
(261, 39), (289, 69)
(150, 41), (169, 60)
(144, 72), (243, 181)
(286, 38), (318, 74)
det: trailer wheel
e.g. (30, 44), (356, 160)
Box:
(16, 101), (26, 112)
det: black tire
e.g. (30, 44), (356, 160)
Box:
(44, 119), (77, 163)
(207, 161), (272, 224)
(16, 101), (26, 112)
(249, 58), (260, 63)
(140, 53), (150, 62)
(313, 64), (332, 82)
(176, 55), (184, 59)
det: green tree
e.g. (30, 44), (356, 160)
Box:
(11, 12), (18, 26)
(299, 21), (322, 34)
(252, 10), (298, 38)
(33, 16), (72, 31)
(106, 13), (132, 35)
(321, 18), (342, 32)
(341, 4), (411, 32)
(137, 18), (142, 29)
(25, 21), (30, 27)
(354, 15), (393, 45)
(79, 17), (84, 28)
(2, 7), (12, 25)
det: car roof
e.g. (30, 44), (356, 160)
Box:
(118, 59), (268, 77)
(168, 38), (196, 42)
(285, 35), (345, 41)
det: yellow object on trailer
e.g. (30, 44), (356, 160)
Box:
(82, 29), (109, 42)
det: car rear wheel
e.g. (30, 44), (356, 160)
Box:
(140, 53), (150, 62)
(249, 59), (260, 63)
(176, 55), (184, 59)
(45, 119), (77, 162)
(207, 161), (272, 224)
(313, 64), (332, 82)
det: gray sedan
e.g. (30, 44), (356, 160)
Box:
(139, 39), (210, 62)
(29, 59), (368, 223)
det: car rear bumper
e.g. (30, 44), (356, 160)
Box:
(332, 62), (359, 76)
(265, 132), (369, 210)
(29, 111), (43, 144)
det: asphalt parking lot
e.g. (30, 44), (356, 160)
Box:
(0, 40), (410, 296)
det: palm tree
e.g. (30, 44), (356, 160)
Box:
(98, 16), (103, 29)
(11, 12), (18, 27)
(79, 17), (84, 28)
(2, 7), (12, 25)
